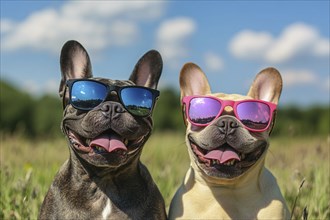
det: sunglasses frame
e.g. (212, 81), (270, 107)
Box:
(65, 79), (160, 117)
(182, 95), (277, 132)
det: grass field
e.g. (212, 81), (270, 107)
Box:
(0, 133), (329, 219)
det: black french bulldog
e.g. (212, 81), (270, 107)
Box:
(39, 40), (166, 220)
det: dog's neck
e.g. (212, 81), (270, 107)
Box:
(54, 148), (153, 217)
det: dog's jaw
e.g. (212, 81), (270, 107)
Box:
(186, 129), (268, 180)
(66, 128), (148, 168)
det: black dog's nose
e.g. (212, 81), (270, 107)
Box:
(217, 116), (239, 135)
(100, 102), (126, 118)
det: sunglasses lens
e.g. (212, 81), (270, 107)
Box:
(120, 87), (154, 116)
(236, 101), (270, 130)
(189, 97), (221, 125)
(71, 81), (107, 110)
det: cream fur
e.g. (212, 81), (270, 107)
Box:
(169, 64), (289, 219)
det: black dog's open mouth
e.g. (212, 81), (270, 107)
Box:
(189, 140), (266, 178)
(68, 130), (144, 157)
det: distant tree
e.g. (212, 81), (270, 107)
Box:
(272, 105), (329, 137)
(153, 87), (185, 133)
(0, 80), (35, 136)
(0, 80), (328, 138)
(33, 95), (63, 138)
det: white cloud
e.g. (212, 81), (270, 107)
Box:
(229, 23), (329, 63)
(0, 19), (16, 33)
(266, 23), (319, 63)
(156, 17), (196, 68)
(323, 76), (330, 92)
(22, 80), (40, 95)
(313, 38), (330, 56)
(281, 69), (318, 86)
(61, 1), (164, 21)
(203, 52), (224, 72)
(229, 30), (273, 60)
(22, 79), (59, 96)
(1, 1), (165, 53)
(281, 69), (330, 92)
(44, 79), (59, 95)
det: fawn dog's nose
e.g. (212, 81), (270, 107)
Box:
(217, 116), (239, 135)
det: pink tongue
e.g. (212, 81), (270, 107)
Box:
(89, 134), (127, 153)
(204, 149), (240, 164)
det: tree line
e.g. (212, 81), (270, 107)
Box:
(0, 80), (328, 139)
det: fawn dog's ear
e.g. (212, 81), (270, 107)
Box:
(179, 62), (211, 99)
(247, 67), (282, 105)
(59, 40), (92, 98)
(248, 67), (283, 134)
(179, 63), (211, 127)
(129, 50), (163, 89)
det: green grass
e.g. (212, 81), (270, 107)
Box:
(1, 133), (329, 219)
(267, 137), (330, 219)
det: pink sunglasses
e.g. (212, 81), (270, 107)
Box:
(182, 95), (277, 132)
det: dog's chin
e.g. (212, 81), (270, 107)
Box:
(189, 140), (267, 179)
(67, 129), (146, 168)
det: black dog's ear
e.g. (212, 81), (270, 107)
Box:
(247, 67), (282, 105)
(129, 50), (162, 89)
(59, 40), (92, 98)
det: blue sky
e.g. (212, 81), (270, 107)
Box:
(1, 1), (329, 106)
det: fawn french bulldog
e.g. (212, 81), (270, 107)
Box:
(169, 63), (290, 219)
(39, 40), (166, 220)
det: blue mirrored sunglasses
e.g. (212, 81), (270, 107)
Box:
(65, 79), (160, 117)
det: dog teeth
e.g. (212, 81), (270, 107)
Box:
(210, 159), (240, 166)
(124, 139), (129, 146)
(69, 138), (77, 145)
(94, 146), (106, 152)
(223, 159), (236, 166)
(239, 153), (246, 160)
